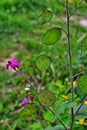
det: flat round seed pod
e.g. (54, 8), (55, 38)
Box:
(38, 10), (53, 25)
(78, 75), (87, 94)
(36, 55), (50, 71)
(42, 27), (62, 46)
(38, 89), (56, 107)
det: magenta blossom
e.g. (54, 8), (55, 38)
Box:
(22, 97), (29, 105)
(6, 59), (20, 69)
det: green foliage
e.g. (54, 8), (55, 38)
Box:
(85, 0), (87, 3)
(44, 110), (54, 122)
(75, 104), (87, 119)
(54, 101), (77, 121)
(78, 75), (87, 94)
(42, 28), (62, 46)
(20, 105), (37, 121)
(38, 89), (56, 107)
(54, 79), (65, 93)
(45, 125), (65, 130)
(54, 102), (67, 120)
(30, 123), (42, 130)
(0, 0), (87, 130)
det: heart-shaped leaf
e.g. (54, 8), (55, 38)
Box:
(38, 89), (56, 107)
(38, 10), (53, 25)
(42, 27), (62, 45)
(78, 75), (87, 94)
(36, 55), (50, 71)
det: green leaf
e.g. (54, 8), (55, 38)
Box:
(75, 104), (87, 119)
(54, 102), (67, 120)
(44, 111), (54, 121)
(20, 105), (37, 121)
(54, 101), (77, 121)
(66, 102), (77, 108)
(12, 120), (21, 130)
(31, 123), (42, 130)
(45, 126), (65, 130)
(38, 10), (53, 25)
(36, 55), (50, 71)
(38, 89), (56, 107)
(78, 75), (87, 94)
(55, 80), (64, 88)
(42, 27), (62, 46)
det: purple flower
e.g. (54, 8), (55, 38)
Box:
(22, 98), (29, 105)
(6, 59), (20, 70)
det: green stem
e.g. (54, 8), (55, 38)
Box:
(69, 0), (83, 18)
(15, 69), (37, 93)
(48, 107), (68, 130)
(66, 0), (74, 102)
(52, 11), (66, 25)
(66, 0), (74, 130)
(0, 120), (12, 130)
(74, 96), (87, 116)
(56, 0), (66, 8)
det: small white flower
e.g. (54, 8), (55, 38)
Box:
(24, 87), (30, 91)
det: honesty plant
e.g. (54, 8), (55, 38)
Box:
(7, 0), (87, 130)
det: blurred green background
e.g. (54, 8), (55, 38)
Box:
(0, 0), (87, 130)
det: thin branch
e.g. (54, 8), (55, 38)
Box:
(70, 108), (74, 130)
(52, 11), (66, 25)
(61, 28), (68, 37)
(56, 0), (66, 8)
(69, 0), (83, 18)
(74, 96), (87, 116)
(10, 107), (24, 115)
(66, 0), (74, 129)
(15, 69), (37, 93)
(48, 107), (68, 130)
(72, 71), (84, 80)
(66, 0), (74, 103)
(0, 120), (12, 130)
